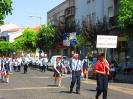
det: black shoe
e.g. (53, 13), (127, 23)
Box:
(76, 91), (80, 94)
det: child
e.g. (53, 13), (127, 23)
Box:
(53, 57), (62, 87)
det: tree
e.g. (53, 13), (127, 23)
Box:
(0, 41), (14, 56)
(82, 17), (110, 47)
(20, 29), (37, 52)
(0, 0), (13, 24)
(76, 34), (90, 47)
(15, 38), (25, 51)
(118, 0), (133, 28)
(37, 25), (57, 51)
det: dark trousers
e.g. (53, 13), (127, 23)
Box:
(96, 75), (108, 99)
(13, 66), (16, 71)
(18, 65), (21, 72)
(70, 70), (81, 92)
(46, 65), (48, 70)
(41, 65), (46, 72)
(24, 64), (28, 74)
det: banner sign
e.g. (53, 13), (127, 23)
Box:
(96, 35), (118, 48)
(63, 32), (77, 46)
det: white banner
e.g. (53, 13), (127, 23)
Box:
(96, 35), (118, 48)
(63, 40), (70, 46)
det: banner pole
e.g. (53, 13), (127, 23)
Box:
(105, 48), (107, 59)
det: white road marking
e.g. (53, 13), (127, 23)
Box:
(0, 86), (65, 91)
(31, 76), (50, 78)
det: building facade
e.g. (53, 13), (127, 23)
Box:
(75, 0), (133, 63)
(47, 0), (75, 26)
(47, 0), (76, 57)
(0, 24), (23, 42)
(47, 0), (132, 63)
(47, 1), (66, 26)
(75, 0), (115, 25)
(0, 31), (23, 42)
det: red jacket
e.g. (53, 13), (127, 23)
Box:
(94, 60), (110, 75)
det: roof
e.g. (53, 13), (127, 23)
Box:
(0, 24), (19, 33)
(47, 1), (66, 14)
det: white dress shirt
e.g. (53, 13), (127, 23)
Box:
(71, 59), (82, 71)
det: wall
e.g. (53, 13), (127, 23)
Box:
(47, 1), (68, 24)
(75, 0), (114, 25)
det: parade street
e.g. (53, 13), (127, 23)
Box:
(0, 69), (133, 99)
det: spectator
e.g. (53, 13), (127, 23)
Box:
(109, 62), (116, 82)
(82, 56), (89, 80)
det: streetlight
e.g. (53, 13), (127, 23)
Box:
(29, 16), (43, 26)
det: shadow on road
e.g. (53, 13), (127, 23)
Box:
(59, 91), (71, 94)
(48, 85), (58, 87)
(0, 79), (5, 83)
(86, 89), (97, 92)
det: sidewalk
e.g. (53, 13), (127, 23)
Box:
(115, 74), (133, 84)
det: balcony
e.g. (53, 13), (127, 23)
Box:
(65, 6), (75, 18)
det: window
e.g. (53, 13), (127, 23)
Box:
(108, 6), (113, 17)
(92, 12), (96, 24)
(87, 14), (92, 23)
(59, 15), (65, 23)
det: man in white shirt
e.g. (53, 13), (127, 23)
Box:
(70, 53), (82, 94)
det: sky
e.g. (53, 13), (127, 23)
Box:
(4, 0), (65, 28)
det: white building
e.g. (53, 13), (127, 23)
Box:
(0, 24), (23, 42)
(75, 0), (115, 25)
(0, 31), (23, 42)
(47, 1), (67, 26)
(47, 0), (75, 26)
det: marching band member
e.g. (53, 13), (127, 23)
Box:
(94, 53), (110, 99)
(70, 53), (83, 94)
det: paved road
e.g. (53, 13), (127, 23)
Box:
(0, 69), (133, 99)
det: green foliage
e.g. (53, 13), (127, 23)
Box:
(15, 29), (37, 52)
(0, 41), (14, 56)
(0, 0), (13, 24)
(118, 0), (133, 28)
(15, 38), (25, 51)
(22, 29), (37, 51)
(37, 25), (57, 50)
(81, 17), (111, 47)
(76, 34), (89, 47)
